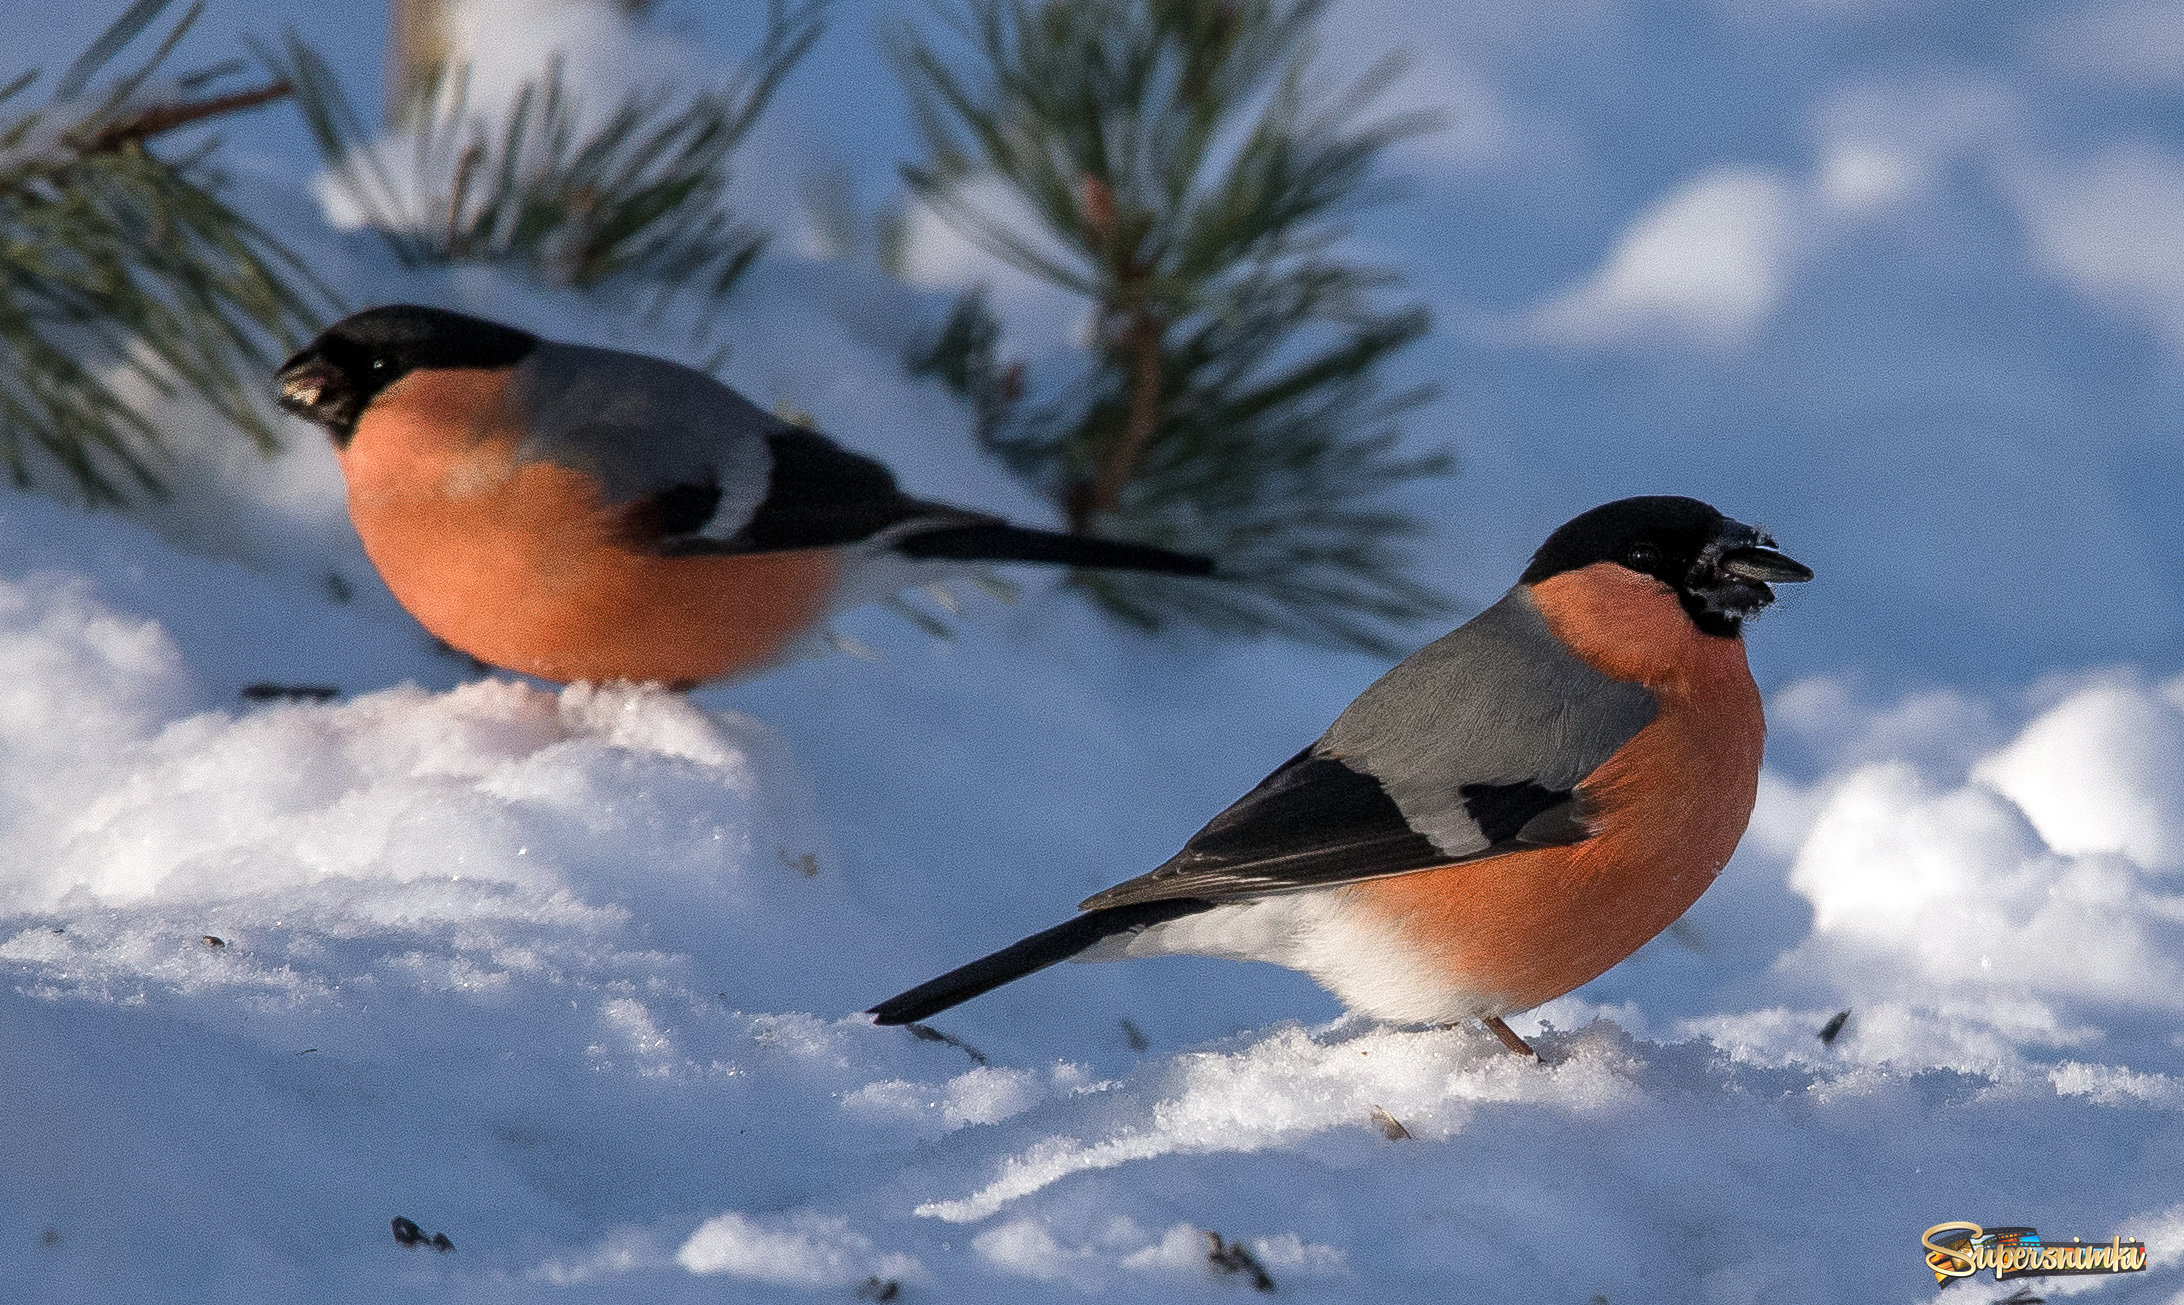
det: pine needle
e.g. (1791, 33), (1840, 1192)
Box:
(261, 1), (828, 342)
(0, 0), (332, 504)
(895, 0), (1451, 655)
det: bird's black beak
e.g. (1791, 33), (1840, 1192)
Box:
(1685, 520), (1811, 634)
(275, 350), (339, 417)
(1719, 543), (1813, 585)
(274, 346), (366, 447)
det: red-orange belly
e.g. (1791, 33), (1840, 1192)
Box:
(337, 373), (841, 687)
(359, 509), (841, 687)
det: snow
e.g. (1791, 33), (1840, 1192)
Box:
(10, 423), (2184, 1305)
(6, 481), (2184, 1295)
(678, 1211), (926, 1288)
(6, 0), (2184, 1300)
(1526, 167), (1807, 347)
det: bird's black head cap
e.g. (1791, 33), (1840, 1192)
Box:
(1521, 495), (1813, 637)
(275, 305), (538, 447)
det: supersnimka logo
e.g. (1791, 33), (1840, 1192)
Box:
(1922, 1222), (2148, 1285)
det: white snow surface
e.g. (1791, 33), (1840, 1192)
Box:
(8, 394), (2184, 1305)
(9, 0), (2184, 1300)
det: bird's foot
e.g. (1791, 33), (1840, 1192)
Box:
(1482, 1015), (1541, 1061)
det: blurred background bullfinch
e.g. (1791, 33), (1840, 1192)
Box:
(275, 305), (1215, 687)
(869, 496), (1813, 1055)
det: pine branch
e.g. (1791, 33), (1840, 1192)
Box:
(80, 79), (292, 152)
(896, 0), (1451, 654)
(0, 0), (331, 505)
(1073, 304), (1163, 529)
(264, 1), (828, 340)
(905, 286), (1023, 450)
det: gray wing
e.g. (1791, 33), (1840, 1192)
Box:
(1082, 587), (1658, 910)
(509, 342), (962, 552)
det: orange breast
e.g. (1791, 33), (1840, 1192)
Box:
(1349, 562), (1765, 1014)
(338, 369), (840, 687)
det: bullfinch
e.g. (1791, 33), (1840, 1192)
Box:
(274, 305), (1214, 687)
(868, 496), (1812, 1055)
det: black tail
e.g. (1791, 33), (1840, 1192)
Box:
(867, 898), (1214, 1026)
(896, 522), (1216, 577)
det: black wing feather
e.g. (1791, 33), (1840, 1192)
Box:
(1455, 781), (1571, 845)
(1082, 590), (1655, 913)
(1079, 747), (1590, 912)
(739, 427), (934, 550)
(629, 429), (927, 555)
(868, 898), (1214, 1026)
(642, 481), (724, 538)
(654, 428), (1213, 578)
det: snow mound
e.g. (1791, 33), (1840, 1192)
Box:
(6, 507), (2184, 1301)
(1738, 672), (2184, 1083)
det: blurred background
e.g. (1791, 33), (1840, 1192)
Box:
(15, 0), (2184, 691)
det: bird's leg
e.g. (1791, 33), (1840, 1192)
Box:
(1482, 1015), (1539, 1060)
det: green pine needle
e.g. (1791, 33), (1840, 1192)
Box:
(0, 0), (331, 505)
(262, 0), (828, 338)
(896, 0), (1453, 656)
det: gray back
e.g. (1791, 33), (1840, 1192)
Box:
(509, 342), (778, 540)
(1323, 586), (1658, 859)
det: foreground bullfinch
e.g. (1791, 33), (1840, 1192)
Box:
(274, 305), (1214, 687)
(869, 496), (1812, 1054)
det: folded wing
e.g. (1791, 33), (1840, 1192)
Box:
(512, 341), (1212, 574)
(1082, 587), (1657, 911)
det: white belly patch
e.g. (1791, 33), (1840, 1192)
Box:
(1077, 892), (1508, 1026)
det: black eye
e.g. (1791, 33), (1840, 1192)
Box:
(1625, 542), (1661, 569)
(368, 357), (389, 372)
